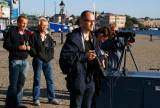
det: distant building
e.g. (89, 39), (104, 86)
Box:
(138, 18), (160, 27)
(0, 0), (10, 30)
(138, 18), (152, 26)
(0, 0), (10, 18)
(65, 15), (78, 25)
(20, 13), (39, 27)
(50, 14), (67, 24)
(4, 0), (20, 20)
(96, 13), (126, 29)
(150, 19), (160, 27)
(0, 17), (9, 30)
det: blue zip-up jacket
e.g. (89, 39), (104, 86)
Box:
(101, 37), (125, 70)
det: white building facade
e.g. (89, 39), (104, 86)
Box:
(1, 6), (10, 17)
(96, 13), (126, 29)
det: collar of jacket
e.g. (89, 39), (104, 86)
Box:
(36, 31), (50, 39)
(69, 28), (96, 52)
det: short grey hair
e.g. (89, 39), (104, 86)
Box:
(38, 18), (48, 26)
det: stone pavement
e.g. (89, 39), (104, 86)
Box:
(0, 33), (160, 108)
(0, 33), (69, 108)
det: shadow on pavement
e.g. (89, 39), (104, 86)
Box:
(0, 87), (7, 95)
(23, 89), (70, 100)
(0, 98), (5, 103)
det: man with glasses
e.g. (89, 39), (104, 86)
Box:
(59, 10), (103, 108)
(29, 18), (61, 106)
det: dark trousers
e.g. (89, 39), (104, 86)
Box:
(70, 81), (95, 108)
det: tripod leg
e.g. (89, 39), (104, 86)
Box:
(127, 46), (139, 71)
(117, 46), (125, 70)
(122, 49), (128, 76)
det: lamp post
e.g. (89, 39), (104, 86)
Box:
(59, 1), (65, 44)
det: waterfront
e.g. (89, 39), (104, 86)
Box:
(122, 30), (160, 37)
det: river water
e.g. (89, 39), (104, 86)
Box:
(121, 30), (160, 37)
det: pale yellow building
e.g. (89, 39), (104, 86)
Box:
(138, 19), (160, 27)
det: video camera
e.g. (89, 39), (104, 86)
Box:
(115, 31), (136, 43)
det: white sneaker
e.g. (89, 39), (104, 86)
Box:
(49, 99), (62, 105)
(34, 100), (41, 106)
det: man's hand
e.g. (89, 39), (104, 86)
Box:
(101, 50), (108, 58)
(86, 50), (97, 60)
(19, 45), (27, 50)
(101, 60), (105, 68)
(26, 46), (31, 51)
(128, 41), (132, 46)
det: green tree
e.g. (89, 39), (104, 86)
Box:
(126, 20), (133, 27)
(131, 17), (139, 24)
(125, 15), (143, 27)
(139, 23), (144, 27)
(144, 17), (150, 20)
(126, 15), (131, 21)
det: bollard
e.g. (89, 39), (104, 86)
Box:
(150, 34), (152, 41)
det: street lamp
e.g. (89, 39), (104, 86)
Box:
(59, 0), (65, 44)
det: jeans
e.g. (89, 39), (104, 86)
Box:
(70, 81), (95, 108)
(32, 58), (56, 102)
(5, 59), (29, 108)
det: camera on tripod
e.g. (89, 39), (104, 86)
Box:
(115, 31), (136, 43)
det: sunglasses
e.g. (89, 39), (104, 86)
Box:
(83, 20), (95, 23)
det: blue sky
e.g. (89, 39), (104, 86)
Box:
(21, 0), (160, 18)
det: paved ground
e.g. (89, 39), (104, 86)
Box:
(0, 33), (160, 108)
(0, 33), (69, 108)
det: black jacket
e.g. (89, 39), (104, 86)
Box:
(29, 31), (54, 63)
(3, 28), (29, 60)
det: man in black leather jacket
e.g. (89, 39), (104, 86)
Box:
(29, 18), (61, 106)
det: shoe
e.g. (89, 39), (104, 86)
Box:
(34, 100), (41, 106)
(49, 99), (62, 105)
(18, 105), (28, 108)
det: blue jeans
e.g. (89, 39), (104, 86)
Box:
(5, 59), (29, 108)
(70, 81), (95, 108)
(32, 58), (56, 101)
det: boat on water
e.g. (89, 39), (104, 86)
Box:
(149, 28), (159, 30)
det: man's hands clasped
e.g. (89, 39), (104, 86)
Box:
(86, 50), (96, 60)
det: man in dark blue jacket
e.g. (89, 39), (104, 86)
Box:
(59, 10), (102, 108)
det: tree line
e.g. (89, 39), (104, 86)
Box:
(125, 15), (149, 27)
